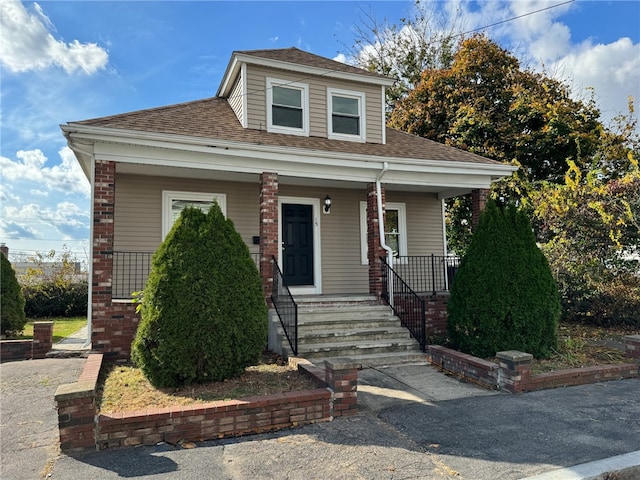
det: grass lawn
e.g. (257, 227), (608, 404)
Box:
(17, 316), (87, 343)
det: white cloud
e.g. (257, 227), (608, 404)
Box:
(0, 0), (108, 74)
(0, 147), (90, 197)
(333, 53), (347, 63)
(550, 37), (640, 121)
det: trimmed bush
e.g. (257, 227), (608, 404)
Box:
(131, 204), (268, 388)
(1, 254), (26, 336)
(23, 282), (88, 318)
(447, 200), (560, 358)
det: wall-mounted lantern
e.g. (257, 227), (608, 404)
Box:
(324, 195), (332, 214)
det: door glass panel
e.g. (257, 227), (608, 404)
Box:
(385, 209), (400, 256)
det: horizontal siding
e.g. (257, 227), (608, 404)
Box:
(245, 65), (383, 143)
(387, 191), (445, 256)
(114, 174), (260, 255)
(228, 73), (244, 126)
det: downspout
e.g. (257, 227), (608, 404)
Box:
(376, 162), (394, 305)
(68, 139), (94, 348)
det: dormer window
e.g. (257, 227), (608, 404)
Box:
(328, 88), (365, 142)
(266, 78), (309, 136)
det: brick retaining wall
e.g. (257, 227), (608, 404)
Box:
(0, 322), (54, 363)
(55, 354), (361, 453)
(427, 335), (639, 393)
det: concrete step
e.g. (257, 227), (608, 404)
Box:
(320, 352), (428, 368)
(299, 338), (421, 360)
(297, 327), (412, 345)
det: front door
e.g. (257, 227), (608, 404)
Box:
(282, 203), (314, 286)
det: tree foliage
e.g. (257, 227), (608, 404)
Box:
(532, 157), (640, 326)
(131, 204), (268, 388)
(447, 200), (560, 358)
(1, 254), (26, 336)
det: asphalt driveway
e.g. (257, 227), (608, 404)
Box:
(1, 358), (639, 479)
(0, 357), (86, 480)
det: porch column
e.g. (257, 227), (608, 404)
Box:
(471, 188), (489, 229)
(366, 183), (386, 297)
(92, 160), (115, 355)
(260, 172), (279, 303)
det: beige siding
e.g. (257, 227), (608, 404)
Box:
(387, 191), (445, 256)
(227, 72), (244, 125)
(245, 65), (383, 143)
(113, 173), (260, 255)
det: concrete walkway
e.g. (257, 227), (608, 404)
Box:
(46, 325), (91, 357)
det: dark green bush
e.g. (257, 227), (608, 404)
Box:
(131, 204), (268, 388)
(1, 254), (26, 336)
(22, 282), (88, 318)
(558, 272), (639, 327)
(447, 200), (560, 358)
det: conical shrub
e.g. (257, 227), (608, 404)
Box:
(1, 253), (26, 336)
(131, 204), (268, 387)
(447, 200), (559, 358)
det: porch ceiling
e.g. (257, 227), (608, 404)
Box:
(115, 162), (470, 197)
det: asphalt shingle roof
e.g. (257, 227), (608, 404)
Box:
(235, 47), (390, 81)
(72, 97), (502, 166)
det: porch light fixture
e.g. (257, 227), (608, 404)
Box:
(324, 195), (332, 214)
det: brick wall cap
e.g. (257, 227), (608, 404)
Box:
(54, 380), (96, 401)
(496, 351), (533, 362)
(324, 358), (362, 370)
(624, 335), (640, 342)
(33, 321), (54, 326)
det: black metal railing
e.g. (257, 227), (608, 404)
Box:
(392, 255), (460, 295)
(271, 256), (298, 355)
(112, 251), (153, 300)
(380, 256), (427, 351)
(112, 251), (261, 300)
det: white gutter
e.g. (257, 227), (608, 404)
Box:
(376, 162), (395, 305)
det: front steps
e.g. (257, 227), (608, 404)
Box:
(269, 295), (425, 368)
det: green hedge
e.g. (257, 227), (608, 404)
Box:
(1, 254), (26, 336)
(447, 200), (560, 358)
(22, 282), (88, 318)
(132, 204), (268, 388)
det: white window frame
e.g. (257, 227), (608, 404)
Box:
(359, 201), (407, 265)
(327, 88), (366, 142)
(266, 78), (309, 136)
(162, 191), (226, 239)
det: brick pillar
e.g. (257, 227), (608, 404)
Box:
(325, 358), (361, 417)
(32, 321), (53, 359)
(471, 188), (489, 229)
(624, 335), (640, 359)
(260, 173), (279, 303)
(496, 350), (533, 393)
(367, 183), (386, 296)
(92, 160), (116, 356)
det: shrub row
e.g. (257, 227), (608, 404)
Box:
(23, 282), (88, 318)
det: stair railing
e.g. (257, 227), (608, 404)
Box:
(380, 256), (427, 351)
(270, 256), (298, 355)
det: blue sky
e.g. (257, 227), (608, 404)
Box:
(1, 0), (639, 265)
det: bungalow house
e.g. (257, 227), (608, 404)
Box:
(62, 47), (515, 364)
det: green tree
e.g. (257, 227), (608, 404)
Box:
(131, 204), (268, 388)
(388, 34), (603, 254)
(447, 200), (560, 358)
(1, 254), (27, 336)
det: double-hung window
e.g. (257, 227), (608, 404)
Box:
(162, 191), (226, 238)
(266, 78), (309, 136)
(328, 88), (365, 142)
